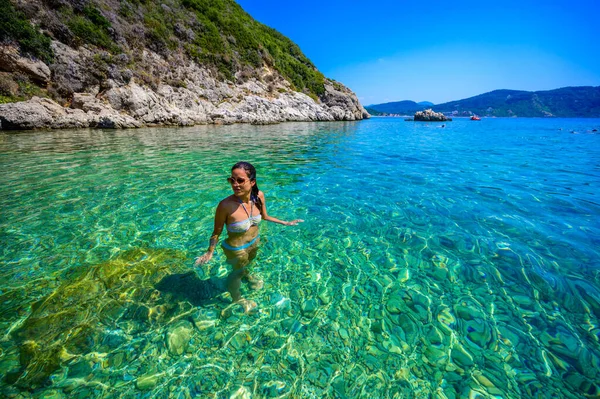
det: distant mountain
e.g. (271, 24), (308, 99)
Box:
(366, 100), (431, 115)
(432, 86), (600, 117)
(364, 107), (386, 116)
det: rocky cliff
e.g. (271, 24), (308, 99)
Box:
(0, 0), (368, 129)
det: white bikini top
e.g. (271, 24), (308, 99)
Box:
(226, 199), (261, 233)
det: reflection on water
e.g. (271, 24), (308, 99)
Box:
(1, 119), (600, 398)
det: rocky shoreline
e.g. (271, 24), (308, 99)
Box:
(0, 43), (369, 130)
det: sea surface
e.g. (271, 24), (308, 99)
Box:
(1, 118), (599, 398)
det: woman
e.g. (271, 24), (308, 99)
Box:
(195, 161), (303, 313)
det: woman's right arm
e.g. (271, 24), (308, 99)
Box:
(195, 201), (227, 265)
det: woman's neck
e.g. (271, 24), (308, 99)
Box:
(236, 193), (251, 204)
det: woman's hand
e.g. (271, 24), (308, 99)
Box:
(285, 219), (304, 226)
(194, 252), (213, 266)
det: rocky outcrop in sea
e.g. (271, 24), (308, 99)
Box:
(0, 43), (369, 130)
(413, 109), (451, 122)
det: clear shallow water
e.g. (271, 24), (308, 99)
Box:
(1, 118), (599, 398)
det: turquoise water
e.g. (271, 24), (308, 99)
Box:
(1, 118), (599, 398)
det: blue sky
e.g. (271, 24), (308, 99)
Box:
(236, 0), (600, 105)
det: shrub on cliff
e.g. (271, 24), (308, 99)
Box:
(0, 0), (54, 63)
(0, 0), (325, 101)
(181, 0), (325, 95)
(5, 0), (325, 99)
(0, 72), (47, 103)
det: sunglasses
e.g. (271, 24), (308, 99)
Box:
(227, 176), (249, 185)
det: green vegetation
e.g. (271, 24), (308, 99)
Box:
(180, 0), (324, 95)
(2, 0), (327, 98)
(63, 5), (120, 53)
(0, 72), (48, 103)
(72, 0), (325, 96)
(0, 0), (53, 63)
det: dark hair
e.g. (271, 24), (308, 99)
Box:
(232, 161), (263, 211)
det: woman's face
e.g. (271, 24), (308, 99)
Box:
(229, 168), (255, 197)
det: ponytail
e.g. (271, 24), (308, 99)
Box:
(251, 184), (263, 213)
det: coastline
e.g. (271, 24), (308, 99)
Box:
(0, 79), (370, 130)
(0, 44), (369, 131)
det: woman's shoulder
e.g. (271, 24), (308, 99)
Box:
(218, 196), (238, 209)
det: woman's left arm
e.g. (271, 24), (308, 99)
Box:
(258, 191), (304, 226)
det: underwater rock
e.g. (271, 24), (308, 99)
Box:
(451, 343), (474, 368)
(229, 332), (251, 351)
(569, 278), (600, 318)
(564, 371), (600, 397)
(331, 375), (346, 397)
(369, 306), (385, 321)
(255, 328), (286, 349)
(318, 287), (332, 304)
(136, 373), (159, 390)
(576, 347), (600, 380)
(166, 320), (194, 356)
(306, 365), (330, 388)
(395, 314), (420, 345)
(108, 352), (125, 368)
(339, 328), (350, 341)
(261, 380), (287, 397)
(382, 338), (403, 355)
(301, 298), (319, 317)
(66, 359), (93, 379)
(437, 307), (456, 335)
(425, 325), (445, 346)
(404, 289), (432, 323)
(269, 292), (286, 305)
(192, 308), (219, 331)
(386, 297), (405, 314)
(473, 370), (505, 396)
(454, 300), (494, 350)
(423, 345), (448, 366)
(6, 248), (188, 390)
(371, 319), (385, 335)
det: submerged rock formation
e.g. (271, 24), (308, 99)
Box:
(4, 248), (226, 389)
(413, 109), (451, 122)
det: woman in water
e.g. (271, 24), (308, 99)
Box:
(195, 161), (303, 312)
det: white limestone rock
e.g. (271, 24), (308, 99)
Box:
(1, 42), (368, 130)
(0, 45), (51, 84)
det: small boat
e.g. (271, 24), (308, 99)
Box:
(470, 116), (481, 121)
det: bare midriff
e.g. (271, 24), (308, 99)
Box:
(225, 224), (259, 249)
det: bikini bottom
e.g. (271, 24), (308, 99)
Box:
(221, 235), (259, 251)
